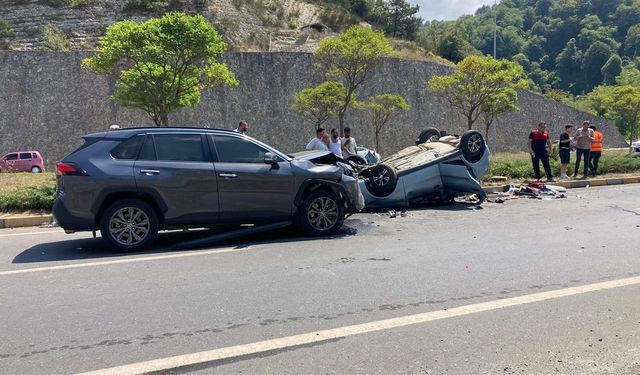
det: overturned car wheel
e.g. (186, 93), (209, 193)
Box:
(416, 127), (440, 145)
(365, 164), (398, 197)
(460, 130), (486, 161)
(299, 189), (345, 236)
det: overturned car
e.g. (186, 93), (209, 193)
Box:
(357, 129), (489, 208)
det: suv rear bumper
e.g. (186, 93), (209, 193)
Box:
(53, 195), (93, 232)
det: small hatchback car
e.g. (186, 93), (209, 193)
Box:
(0, 151), (45, 173)
(53, 127), (364, 251)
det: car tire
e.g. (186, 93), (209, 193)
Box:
(460, 130), (486, 161)
(346, 155), (367, 166)
(31, 166), (41, 173)
(416, 127), (440, 145)
(298, 189), (345, 236)
(365, 163), (398, 197)
(100, 199), (159, 251)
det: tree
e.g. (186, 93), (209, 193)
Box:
(428, 55), (528, 130)
(362, 94), (409, 152)
(384, 0), (420, 39)
(479, 89), (519, 146)
(601, 54), (623, 85)
(555, 38), (583, 93)
(82, 12), (238, 126)
(314, 25), (394, 134)
(291, 81), (347, 130)
(623, 24), (640, 58)
(587, 85), (640, 146)
(582, 41), (613, 91)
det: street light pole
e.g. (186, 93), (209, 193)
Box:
(491, 0), (498, 152)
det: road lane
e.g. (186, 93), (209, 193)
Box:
(0, 185), (639, 374)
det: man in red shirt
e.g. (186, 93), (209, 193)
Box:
(527, 122), (554, 182)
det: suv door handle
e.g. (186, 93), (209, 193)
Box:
(219, 173), (238, 179)
(140, 169), (160, 175)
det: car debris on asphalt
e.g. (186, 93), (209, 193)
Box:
(487, 181), (568, 203)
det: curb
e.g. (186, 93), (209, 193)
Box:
(0, 215), (53, 229)
(483, 176), (640, 194)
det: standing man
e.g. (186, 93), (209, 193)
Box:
(341, 127), (357, 158)
(574, 121), (595, 179)
(234, 121), (248, 134)
(558, 124), (573, 179)
(589, 125), (604, 176)
(306, 127), (328, 151)
(528, 122), (554, 182)
(328, 128), (343, 158)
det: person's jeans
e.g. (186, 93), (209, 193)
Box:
(589, 151), (601, 175)
(574, 148), (591, 176)
(531, 151), (552, 180)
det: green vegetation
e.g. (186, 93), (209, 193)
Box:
(0, 19), (12, 49)
(124, 0), (168, 11)
(291, 81), (347, 130)
(428, 55), (528, 138)
(0, 173), (56, 212)
(82, 12), (239, 126)
(417, 0), (640, 96)
(485, 151), (640, 181)
(362, 94), (409, 153)
(314, 25), (395, 133)
(41, 25), (72, 51)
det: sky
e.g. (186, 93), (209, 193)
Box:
(412, 0), (496, 21)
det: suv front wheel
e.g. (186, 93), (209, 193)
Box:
(100, 199), (159, 251)
(298, 189), (345, 236)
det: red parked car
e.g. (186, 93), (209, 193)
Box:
(0, 151), (45, 173)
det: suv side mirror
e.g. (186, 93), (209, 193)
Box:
(264, 152), (279, 169)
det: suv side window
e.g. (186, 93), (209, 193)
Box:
(19, 153), (32, 159)
(4, 154), (18, 161)
(154, 134), (206, 162)
(111, 136), (144, 160)
(211, 135), (270, 163)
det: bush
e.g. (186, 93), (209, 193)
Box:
(0, 19), (12, 49)
(124, 0), (168, 11)
(41, 25), (72, 51)
(484, 151), (640, 181)
(0, 186), (56, 212)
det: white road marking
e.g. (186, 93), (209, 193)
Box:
(0, 230), (64, 237)
(76, 275), (640, 375)
(0, 247), (250, 276)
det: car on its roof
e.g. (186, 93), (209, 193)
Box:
(0, 151), (45, 173)
(356, 128), (489, 208)
(53, 127), (364, 251)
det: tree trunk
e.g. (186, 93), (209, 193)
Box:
(160, 111), (169, 127)
(485, 121), (491, 146)
(338, 109), (345, 135)
(467, 115), (474, 130)
(375, 130), (380, 155)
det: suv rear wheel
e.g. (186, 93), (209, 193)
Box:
(299, 189), (345, 236)
(100, 199), (159, 251)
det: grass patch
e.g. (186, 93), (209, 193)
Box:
(0, 173), (56, 212)
(485, 150), (640, 181)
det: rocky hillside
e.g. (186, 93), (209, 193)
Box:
(0, 0), (331, 51)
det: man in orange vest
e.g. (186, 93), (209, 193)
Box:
(589, 125), (604, 176)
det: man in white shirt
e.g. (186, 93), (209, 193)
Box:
(234, 121), (248, 134)
(306, 127), (328, 151)
(329, 128), (343, 158)
(341, 126), (357, 157)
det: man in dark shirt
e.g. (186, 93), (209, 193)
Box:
(528, 122), (554, 182)
(558, 124), (573, 179)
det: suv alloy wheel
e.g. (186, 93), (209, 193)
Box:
(100, 199), (159, 251)
(299, 189), (345, 236)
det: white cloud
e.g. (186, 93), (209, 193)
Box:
(412, 0), (496, 21)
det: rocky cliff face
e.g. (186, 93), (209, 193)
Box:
(0, 0), (324, 51)
(0, 51), (627, 167)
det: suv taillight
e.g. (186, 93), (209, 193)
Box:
(56, 163), (86, 176)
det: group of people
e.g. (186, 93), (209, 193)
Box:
(305, 127), (357, 159)
(528, 120), (604, 182)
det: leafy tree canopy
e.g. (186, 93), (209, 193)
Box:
(82, 12), (238, 126)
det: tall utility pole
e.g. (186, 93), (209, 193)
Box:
(491, 0), (498, 152)
(493, 0), (497, 58)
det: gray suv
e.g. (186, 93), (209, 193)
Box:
(53, 127), (364, 251)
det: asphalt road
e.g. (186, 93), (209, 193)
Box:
(1, 184), (640, 374)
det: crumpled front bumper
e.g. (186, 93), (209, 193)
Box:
(340, 174), (365, 212)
